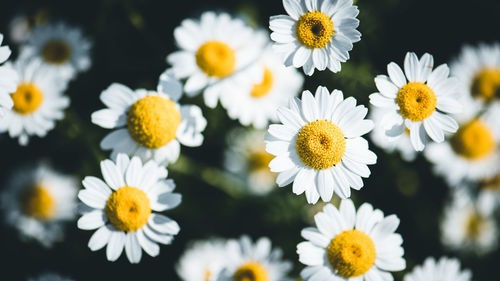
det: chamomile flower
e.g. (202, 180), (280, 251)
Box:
(216, 236), (292, 281)
(29, 273), (75, 281)
(0, 163), (78, 248)
(77, 154), (182, 263)
(269, 0), (361, 75)
(177, 239), (229, 281)
(477, 173), (500, 213)
(265, 86), (376, 204)
(369, 52), (461, 151)
(0, 33), (18, 117)
(167, 11), (264, 108)
(0, 59), (69, 145)
(403, 257), (472, 281)
(297, 200), (405, 281)
(91, 74), (206, 166)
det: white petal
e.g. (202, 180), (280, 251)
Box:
(283, 0), (305, 20)
(125, 232), (142, 264)
(137, 229), (160, 257)
(340, 199), (356, 229)
(148, 214), (180, 235)
(101, 159), (125, 190)
(78, 210), (107, 230)
(106, 230), (126, 262)
(125, 156), (143, 188)
(404, 52), (419, 82)
(88, 225), (112, 251)
(317, 170), (334, 202)
(387, 62), (407, 88)
(293, 46), (312, 68)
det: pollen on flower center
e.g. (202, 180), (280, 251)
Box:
(232, 261), (269, 281)
(41, 39), (72, 65)
(296, 120), (346, 170)
(471, 68), (500, 101)
(127, 95), (181, 149)
(20, 184), (55, 220)
(396, 82), (437, 121)
(11, 83), (44, 115)
(296, 11), (334, 49)
(450, 119), (495, 160)
(105, 186), (151, 232)
(327, 230), (376, 278)
(250, 68), (274, 98)
(195, 40), (236, 78)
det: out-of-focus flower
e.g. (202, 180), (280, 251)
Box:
(477, 173), (500, 213)
(177, 239), (229, 281)
(403, 257), (472, 281)
(265, 86), (376, 204)
(8, 15), (31, 44)
(0, 33), (12, 63)
(28, 273), (75, 281)
(0, 33), (18, 118)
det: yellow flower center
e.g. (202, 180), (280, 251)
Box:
(450, 119), (495, 160)
(204, 269), (211, 281)
(480, 173), (500, 191)
(11, 83), (44, 115)
(195, 40), (236, 78)
(465, 212), (484, 240)
(296, 120), (346, 170)
(233, 262), (269, 281)
(250, 68), (274, 98)
(20, 184), (55, 220)
(41, 39), (72, 65)
(296, 11), (334, 49)
(248, 147), (274, 172)
(396, 82), (437, 121)
(471, 68), (500, 101)
(105, 186), (151, 232)
(327, 230), (376, 278)
(127, 95), (181, 149)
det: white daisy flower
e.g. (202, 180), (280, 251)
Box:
(403, 257), (472, 281)
(297, 199), (405, 281)
(0, 33), (12, 63)
(177, 239), (229, 281)
(0, 33), (18, 118)
(29, 273), (75, 281)
(0, 163), (78, 248)
(19, 22), (91, 80)
(269, 0), (361, 76)
(477, 173), (500, 214)
(369, 52), (461, 151)
(77, 153), (182, 263)
(265, 86), (376, 204)
(8, 15), (31, 44)
(91, 73), (206, 166)
(167, 11), (264, 108)
(216, 236), (292, 281)
(0, 59), (69, 145)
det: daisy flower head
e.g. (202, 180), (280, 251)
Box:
(177, 239), (230, 281)
(369, 52), (462, 151)
(297, 199), (405, 281)
(167, 11), (265, 108)
(265, 86), (376, 204)
(0, 163), (78, 247)
(216, 236), (292, 281)
(91, 73), (207, 166)
(403, 257), (472, 281)
(0, 59), (69, 145)
(477, 173), (500, 214)
(28, 273), (75, 281)
(77, 153), (182, 263)
(269, 0), (361, 76)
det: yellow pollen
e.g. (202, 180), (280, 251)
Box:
(195, 40), (236, 78)
(41, 39), (72, 65)
(250, 68), (274, 98)
(11, 83), (44, 115)
(204, 269), (211, 281)
(296, 120), (346, 170)
(450, 119), (495, 160)
(465, 212), (484, 240)
(105, 186), (151, 232)
(20, 184), (55, 220)
(327, 230), (376, 278)
(296, 11), (334, 49)
(396, 82), (437, 121)
(471, 68), (500, 101)
(233, 262), (269, 281)
(248, 148), (274, 172)
(127, 96), (181, 149)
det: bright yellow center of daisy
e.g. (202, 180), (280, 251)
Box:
(465, 212), (484, 240)
(41, 39), (72, 65)
(20, 184), (55, 220)
(296, 120), (346, 170)
(450, 119), (495, 160)
(248, 148), (274, 172)
(327, 230), (376, 278)
(250, 68), (274, 98)
(296, 11), (334, 49)
(471, 68), (500, 101)
(204, 269), (211, 281)
(195, 40), (236, 78)
(11, 83), (44, 115)
(396, 82), (437, 121)
(127, 95), (181, 149)
(233, 262), (269, 281)
(105, 186), (151, 232)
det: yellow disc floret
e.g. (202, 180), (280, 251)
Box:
(105, 186), (151, 232)
(233, 261), (269, 281)
(11, 83), (44, 115)
(296, 120), (346, 170)
(195, 40), (236, 78)
(396, 82), (437, 121)
(465, 212), (484, 240)
(20, 184), (55, 220)
(127, 95), (181, 149)
(450, 119), (495, 160)
(250, 68), (274, 98)
(471, 68), (500, 101)
(327, 230), (376, 278)
(296, 11), (334, 49)
(41, 39), (72, 65)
